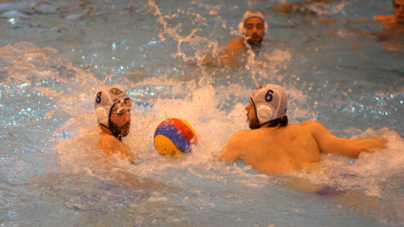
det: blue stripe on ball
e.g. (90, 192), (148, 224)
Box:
(154, 124), (192, 153)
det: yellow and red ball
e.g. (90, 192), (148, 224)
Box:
(154, 118), (197, 156)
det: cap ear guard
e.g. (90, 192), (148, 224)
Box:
(96, 107), (109, 128)
(257, 105), (273, 124)
(238, 22), (244, 35)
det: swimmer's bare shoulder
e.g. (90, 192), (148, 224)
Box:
(99, 132), (134, 161)
(218, 129), (250, 163)
(226, 38), (246, 53)
(99, 132), (122, 155)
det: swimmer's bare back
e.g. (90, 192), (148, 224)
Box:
(219, 121), (387, 174)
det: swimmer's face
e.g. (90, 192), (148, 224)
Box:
(244, 17), (265, 46)
(395, 0), (404, 23)
(110, 100), (132, 137)
(245, 100), (260, 129)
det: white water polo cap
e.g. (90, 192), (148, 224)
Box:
(250, 84), (288, 127)
(238, 11), (268, 35)
(94, 86), (130, 129)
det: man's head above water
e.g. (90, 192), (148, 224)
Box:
(94, 86), (132, 140)
(246, 84), (288, 129)
(239, 11), (268, 46)
(394, 0), (404, 23)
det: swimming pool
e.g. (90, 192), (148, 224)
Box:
(1, 0), (404, 226)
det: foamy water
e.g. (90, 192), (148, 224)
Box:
(1, 0), (404, 226)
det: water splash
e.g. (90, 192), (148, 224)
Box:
(147, 0), (217, 86)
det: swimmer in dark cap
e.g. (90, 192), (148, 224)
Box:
(218, 84), (387, 174)
(94, 86), (137, 163)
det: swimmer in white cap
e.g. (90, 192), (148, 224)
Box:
(218, 84), (387, 174)
(94, 86), (137, 163)
(202, 10), (269, 65)
(238, 11), (268, 46)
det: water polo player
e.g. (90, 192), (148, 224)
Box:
(351, 0), (404, 31)
(373, 0), (404, 27)
(218, 84), (388, 174)
(354, 0), (404, 51)
(94, 86), (137, 163)
(202, 10), (269, 65)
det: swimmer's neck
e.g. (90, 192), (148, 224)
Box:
(99, 124), (123, 141)
(254, 123), (284, 130)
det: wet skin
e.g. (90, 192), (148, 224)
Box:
(219, 100), (387, 174)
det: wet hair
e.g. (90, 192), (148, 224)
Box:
(268, 116), (288, 128)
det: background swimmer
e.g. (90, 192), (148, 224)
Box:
(373, 0), (404, 51)
(202, 11), (274, 66)
(219, 84), (388, 174)
(374, 0), (404, 30)
(352, 0), (404, 51)
(94, 86), (138, 163)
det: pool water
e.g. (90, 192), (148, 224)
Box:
(1, 0), (404, 226)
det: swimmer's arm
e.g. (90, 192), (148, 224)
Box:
(309, 121), (387, 158)
(217, 131), (244, 163)
(352, 17), (373, 22)
(374, 15), (396, 22)
(202, 38), (244, 65)
(352, 15), (395, 22)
